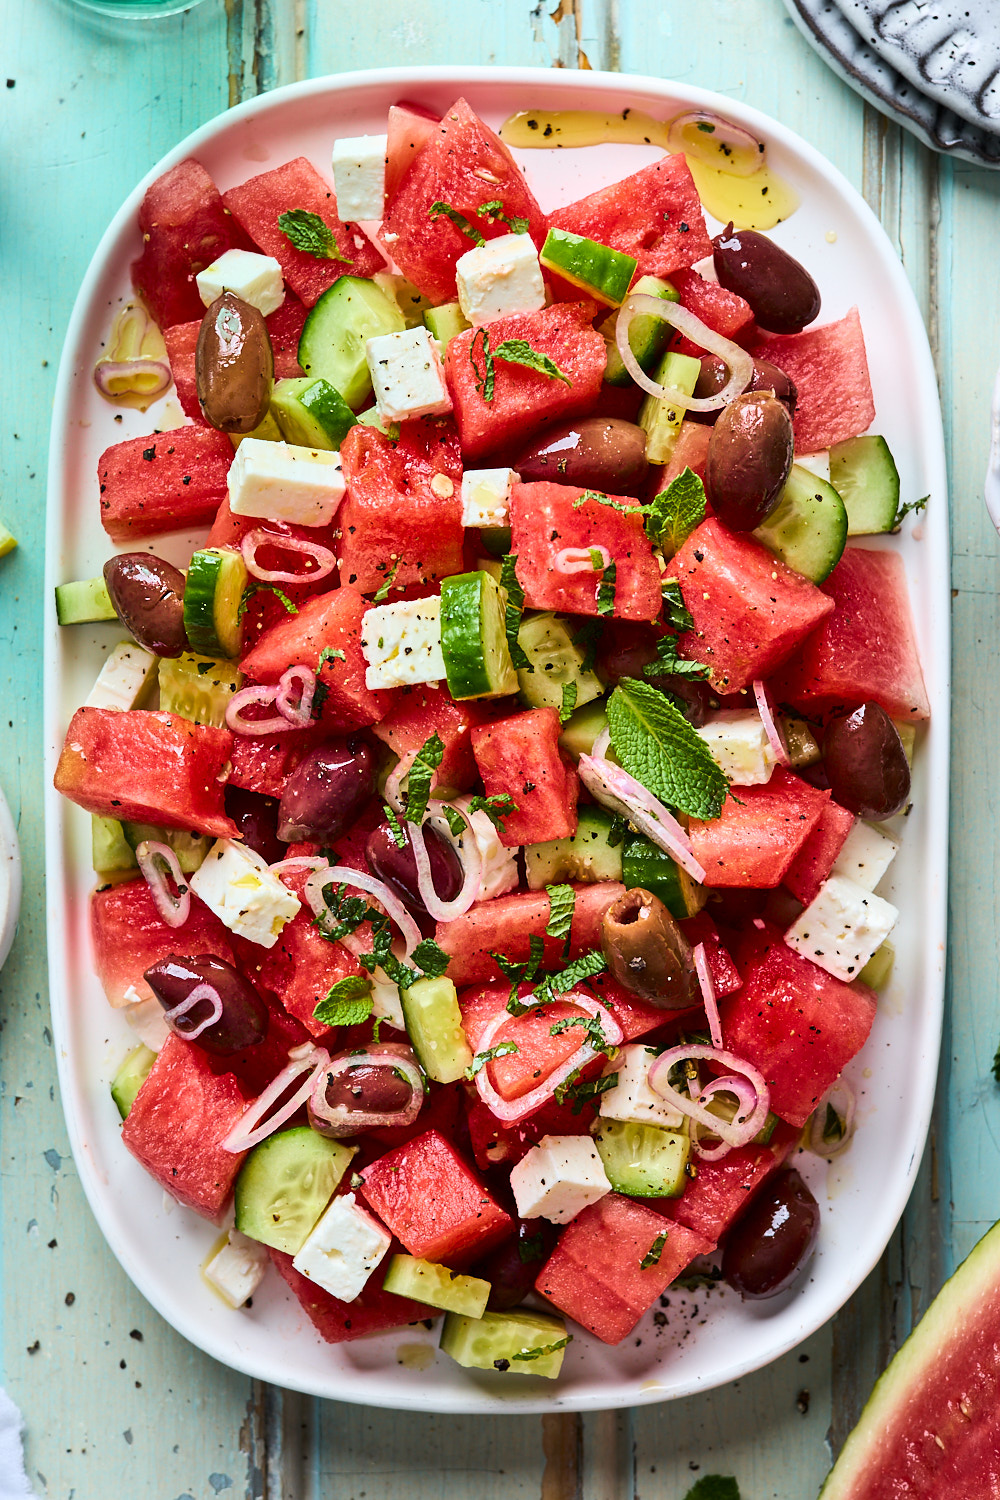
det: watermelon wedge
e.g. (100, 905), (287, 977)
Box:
(752, 307), (875, 455)
(547, 153), (712, 278)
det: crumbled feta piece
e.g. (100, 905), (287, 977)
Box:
(784, 874), (899, 982)
(509, 1135), (611, 1225)
(331, 134), (388, 222)
(189, 839), (300, 949)
(85, 642), (158, 712)
(460, 468), (517, 529)
(455, 233), (546, 326)
(696, 711), (776, 786)
(830, 820), (898, 892)
(428, 795), (518, 901)
(291, 1192), (391, 1302)
(361, 596), (446, 690)
(204, 1229), (269, 1308)
(598, 1045), (684, 1130)
(227, 439), (345, 527)
(794, 451), (831, 482)
(196, 248), (285, 317)
(366, 326), (453, 423)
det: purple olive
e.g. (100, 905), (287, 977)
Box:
(323, 1062), (413, 1116)
(224, 786), (286, 865)
(706, 391), (794, 531)
(512, 417), (649, 493)
(196, 291), (273, 434)
(722, 1169), (820, 1298)
(689, 355), (798, 425)
(472, 1219), (560, 1311)
(823, 702), (911, 819)
(277, 739), (375, 843)
(712, 224), (821, 335)
(103, 553), (188, 657)
(143, 953), (268, 1055)
(365, 821), (463, 917)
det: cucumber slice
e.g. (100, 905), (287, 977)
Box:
(110, 1044), (157, 1120)
(639, 351), (701, 465)
(781, 715), (822, 769)
(439, 1309), (569, 1379)
(400, 976), (472, 1085)
(234, 1127), (356, 1255)
(158, 652), (244, 728)
(232, 408), (283, 451)
(120, 822), (212, 874)
(539, 227), (637, 307)
(593, 1118), (690, 1198)
(424, 300), (470, 348)
(382, 1255), (490, 1319)
(829, 434), (900, 535)
(525, 805), (624, 889)
(753, 464), (848, 583)
(516, 612), (604, 714)
(298, 275), (405, 411)
(92, 816), (138, 876)
(440, 571), (518, 700)
(479, 525), (512, 558)
(182, 548), (249, 661)
(270, 377), (357, 451)
(55, 576), (117, 626)
(373, 271), (435, 330)
(622, 833), (707, 919)
(601, 274), (679, 386)
(558, 699), (609, 761)
(859, 940), (895, 990)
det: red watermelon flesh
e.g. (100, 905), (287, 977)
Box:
(752, 307), (875, 455)
(222, 157), (384, 307)
(265, 293), (307, 378)
(465, 1094), (596, 1172)
(509, 481), (662, 622)
(371, 683), (497, 796)
(359, 1129), (512, 1264)
(679, 912), (742, 996)
(384, 101), (441, 204)
(471, 707), (578, 847)
(436, 882), (624, 987)
(91, 879), (237, 1009)
(547, 153), (712, 279)
(665, 518), (836, 694)
(226, 734), (314, 800)
(688, 766), (830, 889)
(783, 800), (855, 905)
(669, 267), (755, 354)
(773, 545), (930, 721)
(648, 420), (711, 494)
(269, 1247), (428, 1343)
(161, 321), (204, 422)
(382, 97), (547, 303)
(444, 301), (606, 462)
(130, 158), (247, 330)
(657, 1121), (799, 1242)
(98, 426), (233, 543)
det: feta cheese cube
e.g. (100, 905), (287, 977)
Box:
(830, 820), (898, 892)
(85, 641), (158, 712)
(227, 439), (346, 527)
(598, 1045), (684, 1130)
(696, 711), (776, 786)
(189, 839), (300, 949)
(331, 133), (388, 222)
(204, 1230), (269, 1309)
(361, 596), (446, 690)
(784, 874), (899, 982)
(291, 1192), (391, 1302)
(460, 468), (517, 529)
(196, 248), (285, 317)
(366, 326), (453, 423)
(124, 994), (170, 1051)
(509, 1134), (611, 1225)
(455, 233), (546, 326)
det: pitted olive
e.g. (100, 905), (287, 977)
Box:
(601, 887), (697, 1008)
(196, 291), (274, 434)
(103, 552), (188, 657)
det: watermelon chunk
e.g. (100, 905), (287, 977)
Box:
(648, 419), (712, 493)
(669, 267), (755, 354)
(752, 307), (875, 455)
(265, 293), (307, 378)
(547, 154), (712, 278)
(161, 321), (204, 422)
(509, 482), (662, 622)
(98, 427), (233, 543)
(471, 707), (578, 847)
(657, 1121), (799, 1242)
(783, 800), (855, 905)
(130, 158), (245, 330)
(436, 882), (623, 986)
(91, 879), (237, 1009)
(688, 766), (830, 889)
(226, 734), (314, 800)
(371, 684), (497, 796)
(270, 1247), (427, 1343)
(384, 101), (441, 204)
(359, 1129), (512, 1263)
(679, 912), (742, 996)
(465, 1094), (596, 1172)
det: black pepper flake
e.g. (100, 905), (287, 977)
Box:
(182, 475), (191, 485)
(142, 447), (156, 461)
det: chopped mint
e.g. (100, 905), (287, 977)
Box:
(409, 938), (451, 980)
(572, 490), (640, 516)
(317, 645), (346, 671)
(499, 554), (531, 670)
(467, 792), (518, 832)
(237, 583), (298, 621)
(493, 338), (571, 387)
(607, 676), (728, 820)
(549, 1013), (609, 1051)
(645, 467), (707, 556)
(479, 199), (530, 234)
(554, 1069), (618, 1113)
(662, 578), (695, 634)
(383, 803), (407, 850)
(428, 201), (486, 245)
(572, 618), (601, 675)
(373, 559), (399, 602)
(545, 883), (576, 945)
(560, 681), (578, 724)
(313, 882), (372, 943)
(494, 934), (546, 1014)
(278, 209), (352, 263)
(892, 493), (929, 532)
(465, 1041), (519, 1079)
(511, 1336), (571, 1361)
(313, 976), (374, 1027)
(403, 732), (444, 826)
(643, 631), (710, 682)
(640, 1230), (668, 1269)
(443, 805), (468, 837)
(596, 558), (617, 617)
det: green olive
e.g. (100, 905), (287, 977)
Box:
(601, 887), (697, 1009)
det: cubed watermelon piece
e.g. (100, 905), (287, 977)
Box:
(382, 97), (547, 303)
(665, 517), (836, 694)
(161, 320), (204, 422)
(772, 546), (930, 721)
(91, 878), (237, 1009)
(679, 912), (742, 996)
(359, 1129), (512, 1263)
(130, 158), (246, 330)
(384, 101), (441, 204)
(445, 302), (606, 462)
(465, 1094), (596, 1172)
(669, 267), (755, 353)
(547, 154), (712, 279)
(688, 766), (830, 889)
(54, 708), (237, 838)
(437, 882), (622, 986)
(270, 1247), (427, 1342)
(226, 733), (314, 800)
(121, 1034), (247, 1220)
(509, 482), (662, 623)
(658, 1121), (799, 1242)
(720, 934), (877, 1127)
(649, 420), (711, 493)
(222, 157), (384, 307)
(783, 801), (855, 905)
(371, 684), (497, 796)
(98, 426), (234, 543)
(265, 293), (307, 378)
(471, 707), (578, 847)
(752, 307), (875, 455)
(535, 1194), (715, 1344)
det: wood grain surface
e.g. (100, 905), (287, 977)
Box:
(1, 0), (990, 1494)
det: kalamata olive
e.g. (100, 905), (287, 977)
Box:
(196, 291), (273, 434)
(276, 740), (375, 843)
(823, 702), (911, 819)
(690, 356), (798, 426)
(224, 786), (286, 865)
(712, 224), (821, 335)
(103, 553), (188, 657)
(365, 821), (463, 917)
(706, 391), (794, 531)
(512, 417), (649, 494)
(601, 887), (697, 1009)
(322, 1060), (414, 1116)
(722, 1169), (820, 1298)
(143, 953), (268, 1055)
(595, 621), (661, 687)
(472, 1219), (560, 1312)
(751, 359), (798, 417)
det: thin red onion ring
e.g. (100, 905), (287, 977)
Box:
(223, 1045), (331, 1153)
(554, 545), (611, 574)
(753, 680), (791, 767)
(93, 357), (172, 401)
(275, 665), (315, 727)
(303, 864), (421, 957)
(591, 726), (611, 760)
(665, 111), (765, 176)
(690, 1073), (762, 1161)
(647, 1044), (770, 1148)
(241, 529), (336, 585)
(473, 991), (623, 1125)
(135, 840), (190, 928)
(408, 818), (482, 923)
(615, 294), (754, 410)
(162, 981), (223, 1042)
(578, 753), (706, 883)
(225, 684), (293, 736)
(308, 1044), (424, 1137)
(269, 856), (329, 880)
(693, 941), (722, 1049)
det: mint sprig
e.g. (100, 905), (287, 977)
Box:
(313, 975), (373, 1028)
(428, 201), (486, 246)
(465, 1041), (519, 1079)
(640, 1229), (669, 1270)
(645, 467), (707, 556)
(480, 199), (530, 234)
(402, 732), (444, 826)
(278, 209), (352, 263)
(469, 330), (570, 403)
(607, 676), (727, 820)
(545, 883), (576, 947)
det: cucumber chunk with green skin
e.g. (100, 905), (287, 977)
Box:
(383, 1255), (491, 1318)
(55, 577), (117, 626)
(639, 351), (701, 465)
(423, 300), (470, 348)
(234, 1127), (356, 1255)
(525, 805), (624, 889)
(540, 227), (638, 307)
(594, 1119), (690, 1198)
(516, 612), (604, 714)
(373, 271), (435, 330)
(753, 464), (848, 583)
(601, 274), (679, 386)
(110, 1044), (157, 1120)
(232, 408), (283, 450)
(158, 652), (243, 729)
(439, 1309), (570, 1378)
(558, 699), (609, 761)
(479, 525), (512, 558)
(622, 833), (707, 919)
(270, 377), (358, 450)
(298, 276), (405, 411)
(120, 822), (212, 874)
(859, 940), (895, 990)
(400, 977), (472, 1085)
(182, 548), (249, 661)
(93, 816), (138, 876)
(829, 434), (900, 535)
(440, 571), (519, 700)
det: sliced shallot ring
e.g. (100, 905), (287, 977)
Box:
(226, 684), (293, 736)
(591, 726), (611, 761)
(647, 1044), (770, 1147)
(806, 1076), (857, 1159)
(223, 1046), (330, 1153)
(135, 840), (190, 929)
(554, 545), (611, 574)
(665, 110), (765, 176)
(241, 529), (336, 585)
(269, 856), (329, 881)
(693, 941), (722, 1049)
(275, 664), (316, 727)
(473, 990), (623, 1125)
(408, 817), (482, 923)
(303, 864), (421, 957)
(578, 753), (706, 883)
(162, 981), (224, 1043)
(615, 294), (754, 410)
(753, 679), (791, 767)
(93, 357), (172, 401)
(690, 1074), (761, 1161)
(308, 1046), (425, 1136)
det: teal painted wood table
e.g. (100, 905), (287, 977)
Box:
(2, 0), (995, 1494)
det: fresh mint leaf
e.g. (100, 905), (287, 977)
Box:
(480, 199), (530, 234)
(410, 937), (451, 980)
(534, 948), (608, 1006)
(642, 631), (710, 682)
(373, 559), (399, 603)
(662, 578), (695, 634)
(468, 792), (518, 832)
(403, 733), (444, 826)
(428, 200), (486, 246)
(469, 326), (496, 401)
(545, 884), (576, 946)
(493, 338), (571, 388)
(465, 1041), (519, 1079)
(278, 209), (352, 263)
(383, 803), (407, 850)
(554, 1069), (618, 1113)
(589, 547), (606, 572)
(596, 558), (617, 617)
(237, 583), (298, 622)
(560, 681), (578, 724)
(511, 1336), (571, 1361)
(317, 646), (346, 671)
(314, 882), (372, 943)
(549, 1013), (609, 1051)
(494, 934), (545, 1014)
(646, 467), (707, 556)
(572, 490), (640, 516)
(499, 553), (531, 671)
(640, 1230), (668, 1270)
(682, 1478), (741, 1500)
(313, 976), (373, 1027)
(892, 493), (929, 532)
(443, 805), (468, 837)
(607, 676), (728, 820)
